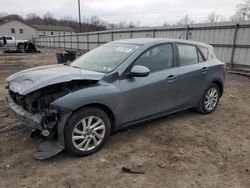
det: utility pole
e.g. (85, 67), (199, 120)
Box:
(78, 0), (82, 32)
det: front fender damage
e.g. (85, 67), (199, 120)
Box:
(34, 139), (64, 160)
(6, 79), (98, 160)
(33, 107), (72, 160)
(7, 94), (68, 160)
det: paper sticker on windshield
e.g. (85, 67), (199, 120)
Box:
(115, 47), (133, 53)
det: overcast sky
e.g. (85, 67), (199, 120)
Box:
(1, 0), (244, 26)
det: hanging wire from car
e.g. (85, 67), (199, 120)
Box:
(178, 32), (184, 39)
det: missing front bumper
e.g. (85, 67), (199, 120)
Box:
(6, 95), (44, 130)
(6, 95), (64, 160)
(6, 95), (58, 132)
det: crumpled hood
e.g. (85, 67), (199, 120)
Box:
(6, 64), (105, 95)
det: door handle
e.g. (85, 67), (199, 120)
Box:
(167, 75), (177, 82)
(201, 67), (208, 73)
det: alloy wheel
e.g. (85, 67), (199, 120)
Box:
(204, 88), (219, 111)
(72, 116), (106, 151)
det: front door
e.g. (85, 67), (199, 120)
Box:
(119, 43), (178, 124)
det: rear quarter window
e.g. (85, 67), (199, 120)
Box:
(199, 46), (209, 60)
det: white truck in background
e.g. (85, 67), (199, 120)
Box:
(0, 36), (28, 48)
(0, 36), (40, 53)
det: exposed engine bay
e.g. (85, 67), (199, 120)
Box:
(8, 80), (96, 113)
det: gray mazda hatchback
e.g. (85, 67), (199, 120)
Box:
(6, 38), (225, 159)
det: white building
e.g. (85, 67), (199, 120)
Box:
(0, 20), (75, 40)
(32, 24), (75, 37)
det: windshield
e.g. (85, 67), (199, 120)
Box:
(71, 43), (140, 73)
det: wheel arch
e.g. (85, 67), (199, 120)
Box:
(211, 80), (224, 97)
(56, 102), (117, 148)
(71, 103), (117, 133)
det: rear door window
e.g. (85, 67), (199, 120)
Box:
(177, 44), (198, 66)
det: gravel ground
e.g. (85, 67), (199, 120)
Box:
(0, 48), (250, 188)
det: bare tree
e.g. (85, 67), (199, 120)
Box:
(136, 21), (140, 27)
(2, 14), (23, 22)
(207, 12), (223, 23)
(112, 20), (139, 29)
(177, 15), (194, 26)
(107, 23), (116, 30)
(117, 21), (126, 29)
(231, 0), (250, 21)
(90, 16), (101, 26)
(0, 12), (7, 23)
(0, 12), (141, 32)
(162, 22), (170, 27)
(127, 21), (136, 28)
(26, 13), (37, 20)
(43, 12), (57, 25)
(26, 13), (43, 25)
(0, 12), (7, 18)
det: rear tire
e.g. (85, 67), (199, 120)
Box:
(196, 83), (220, 114)
(64, 107), (111, 156)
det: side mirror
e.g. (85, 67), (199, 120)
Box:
(129, 65), (150, 77)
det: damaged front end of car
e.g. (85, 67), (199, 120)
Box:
(6, 78), (100, 160)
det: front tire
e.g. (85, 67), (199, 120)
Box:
(64, 107), (111, 156)
(197, 83), (220, 114)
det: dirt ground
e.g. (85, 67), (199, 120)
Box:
(0, 48), (250, 188)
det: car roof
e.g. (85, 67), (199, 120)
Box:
(112, 38), (211, 48)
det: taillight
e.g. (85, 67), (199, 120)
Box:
(221, 63), (226, 70)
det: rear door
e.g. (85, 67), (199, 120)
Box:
(175, 43), (208, 109)
(119, 43), (178, 124)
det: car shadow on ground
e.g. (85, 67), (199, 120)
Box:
(40, 109), (198, 162)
